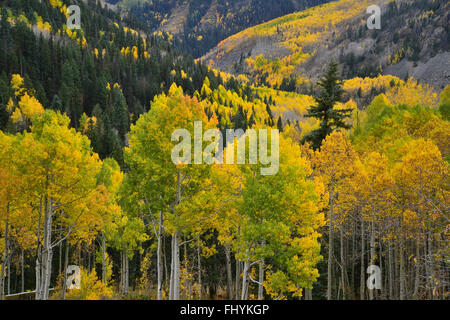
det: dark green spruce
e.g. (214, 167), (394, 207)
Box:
(302, 61), (353, 150)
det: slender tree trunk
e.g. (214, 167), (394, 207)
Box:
(163, 234), (168, 292)
(62, 241), (69, 300)
(235, 260), (241, 300)
(169, 236), (174, 300)
(35, 199), (42, 300)
(40, 198), (53, 300)
(35, 248), (41, 300)
(21, 249), (25, 293)
(399, 236), (406, 300)
(378, 234), (383, 299)
(7, 244), (10, 295)
(305, 288), (312, 300)
(170, 169), (182, 301)
(413, 238), (420, 299)
(360, 218), (365, 300)
(0, 217), (8, 300)
(258, 260), (264, 300)
(198, 240), (202, 300)
(241, 260), (249, 300)
(388, 241), (393, 299)
(327, 183), (335, 300)
(123, 246), (129, 295)
(172, 232), (180, 300)
(59, 228), (62, 274)
(235, 227), (241, 300)
(157, 211), (163, 300)
(225, 244), (233, 300)
(425, 233), (430, 298)
(102, 233), (106, 283)
(369, 220), (375, 300)
(340, 227), (346, 300)
(183, 240), (189, 299)
(351, 223), (356, 297)
(120, 251), (123, 295)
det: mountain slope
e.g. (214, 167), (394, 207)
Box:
(202, 0), (449, 91)
(108, 0), (332, 57)
(0, 0), (263, 163)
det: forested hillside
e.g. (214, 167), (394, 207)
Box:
(203, 0), (449, 91)
(0, 0), (448, 302)
(0, 0), (274, 166)
(107, 0), (331, 58)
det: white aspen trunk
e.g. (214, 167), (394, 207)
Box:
(125, 248), (129, 295)
(173, 232), (180, 300)
(121, 246), (129, 296)
(198, 241), (202, 300)
(35, 199), (42, 300)
(340, 227), (346, 300)
(388, 241), (393, 299)
(305, 288), (312, 300)
(258, 260), (264, 300)
(439, 240), (445, 301)
(235, 227), (241, 300)
(225, 244), (233, 299)
(169, 236), (174, 300)
(59, 228), (62, 274)
(37, 201), (46, 300)
(35, 249), (41, 300)
(40, 198), (53, 300)
(157, 211), (163, 300)
(327, 182), (334, 300)
(7, 243), (10, 295)
(351, 223), (356, 296)
(183, 241), (189, 300)
(235, 260), (241, 300)
(102, 233), (106, 283)
(21, 249), (25, 293)
(119, 251), (123, 295)
(413, 238), (420, 299)
(62, 241), (69, 300)
(394, 240), (398, 298)
(425, 234), (430, 298)
(257, 241), (265, 300)
(163, 235), (168, 292)
(399, 237), (406, 300)
(369, 220), (375, 300)
(122, 251), (125, 294)
(0, 217), (8, 300)
(241, 260), (249, 300)
(427, 234), (435, 299)
(44, 201), (53, 300)
(360, 218), (365, 300)
(378, 234), (383, 299)
(171, 169), (182, 301)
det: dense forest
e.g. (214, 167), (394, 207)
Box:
(109, 0), (331, 58)
(0, 0), (448, 301)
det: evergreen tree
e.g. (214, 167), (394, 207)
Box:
(302, 61), (353, 150)
(266, 104), (274, 126)
(277, 116), (283, 132)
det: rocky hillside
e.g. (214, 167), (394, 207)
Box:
(107, 0), (331, 57)
(202, 0), (449, 91)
